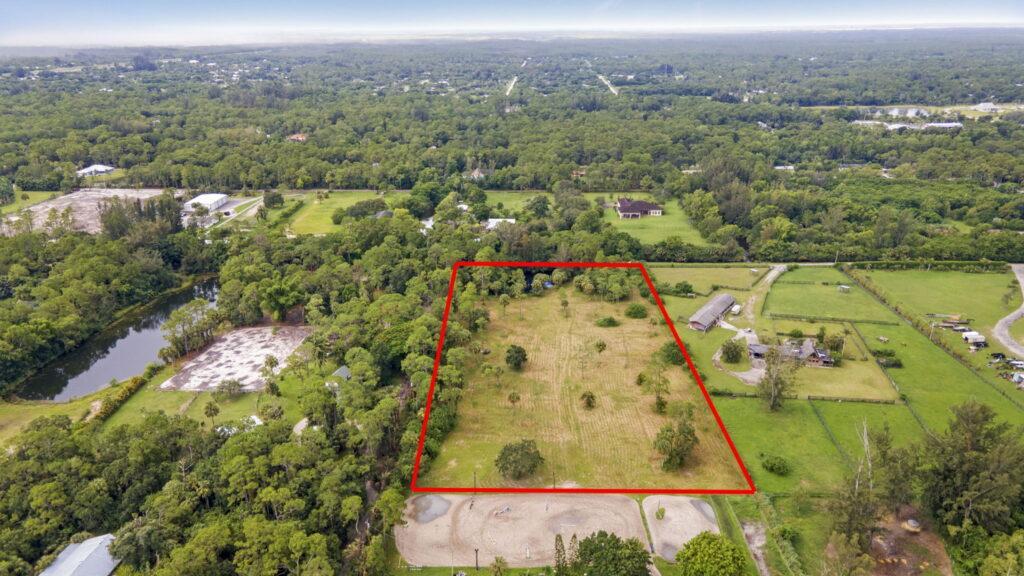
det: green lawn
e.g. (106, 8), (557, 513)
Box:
(811, 401), (925, 460)
(0, 389), (112, 446)
(1, 191), (54, 214)
(287, 190), (409, 234)
(648, 266), (765, 294)
(853, 322), (1024, 429)
(766, 281), (897, 323)
(714, 397), (847, 494)
(863, 269), (1024, 397)
(778, 266), (849, 284)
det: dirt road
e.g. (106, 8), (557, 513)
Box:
(993, 264), (1024, 358)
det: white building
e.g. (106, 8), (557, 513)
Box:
(76, 164), (116, 177)
(40, 534), (119, 576)
(484, 218), (516, 230)
(184, 193), (229, 213)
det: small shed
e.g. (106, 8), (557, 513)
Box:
(333, 365), (352, 380)
(837, 285), (851, 293)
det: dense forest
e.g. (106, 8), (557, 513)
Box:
(2, 30), (1024, 576)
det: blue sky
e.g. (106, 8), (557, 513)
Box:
(1, 0), (1023, 46)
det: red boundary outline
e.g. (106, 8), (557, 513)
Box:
(410, 261), (757, 495)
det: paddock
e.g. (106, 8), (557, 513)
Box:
(642, 496), (719, 560)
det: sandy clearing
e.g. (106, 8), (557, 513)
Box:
(642, 496), (719, 560)
(2, 188), (166, 234)
(161, 326), (310, 392)
(395, 494), (647, 568)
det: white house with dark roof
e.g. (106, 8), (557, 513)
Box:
(615, 198), (663, 219)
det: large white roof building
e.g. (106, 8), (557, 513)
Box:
(184, 193), (229, 213)
(40, 534), (120, 576)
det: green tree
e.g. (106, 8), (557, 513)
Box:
(820, 532), (873, 576)
(203, 400), (220, 426)
(490, 556), (509, 576)
(495, 439), (544, 480)
(580, 391), (597, 409)
(721, 339), (744, 363)
(676, 532), (747, 576)
(573, 531), (649, 576)
(980, 530), (1024, 576)
(758, 347), (798, 411)
(654, 414), (699, 471)
(505, 344), (528, 370)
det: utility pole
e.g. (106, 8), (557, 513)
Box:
(475, 549), (479, 571)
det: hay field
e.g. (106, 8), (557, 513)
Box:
(419, 287), (749, 490)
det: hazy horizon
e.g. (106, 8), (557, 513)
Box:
(2, 0), (1023, 48)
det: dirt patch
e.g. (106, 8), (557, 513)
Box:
(84, 400), (104, 422)
(394, 494), (647, 568)
(642, 496), (719, 560)
(2, 188), (166, 234)
(870, 508), (952, 576)
(742, 522), (771, 576)
(161, 326), (310, 392)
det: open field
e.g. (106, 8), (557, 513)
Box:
(811, 401), (925, 460)
(1, 188), (165, 234)
(419, 286), (749, 490)
(714, 397), (846, 493)
(161, 326), (311, 392)
(0, 191), (54, 215)
(0, 389), (111, 446)
(862, 269), (1024, 395)
(288, 190), (408, 234)
(648, 265), (765, 294)
(395, 494), (648, 568)
(853, 322), (1024, 429)
(766, 280), (896, 323)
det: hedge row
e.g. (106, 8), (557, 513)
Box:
(843, 260), (1008, 273)
(90, 363), (164, 423)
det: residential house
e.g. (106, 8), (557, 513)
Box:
(615, 198), (663, 219)
(40, 534), (119, 576)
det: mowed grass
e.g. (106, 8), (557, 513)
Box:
(648, 266), (764, 294)
(811, 401), (925, 460)
(853, 322), (1024, 429)
(288, 190), (409, 234)
(713, 397), (846, 494)
(1, 191), (54, 215)
(420, 288), (749, 490)
(863, 269), (1024, 395)
(767, 275), (896, 322)
(0, 390), (111, 446)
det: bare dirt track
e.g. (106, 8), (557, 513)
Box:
(394, 494), (647, 568)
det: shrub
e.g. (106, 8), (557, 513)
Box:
(676, 532), (747, 576)
(788, 328), (804, 339)
(596, 316), (620, 327)
(581, 391), (597, 409)
(505, 345), (528, 370)
(625, 303), (648, 319)
(761, 454), (791, 476)
(495, 439), (544, 480)
(721, 339), (744, 363)
(656, 507), (666, 520)
(659, 341), (686, 365)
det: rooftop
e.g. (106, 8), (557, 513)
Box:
(40, 534), (119, 576)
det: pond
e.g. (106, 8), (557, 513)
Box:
(20, 279), (218, 402)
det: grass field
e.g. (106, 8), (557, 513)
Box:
(713, 397), (847, 494)
(419, 287), (749, 490)
(853, 322), (1024, 429)
(0, 390), (110, 446)
(648, 266), (764, 294)
(1, 191), (54, 215)
(811, 401), (925, 461)
(863, 269), (1024, 396)
(288, 190), (409, 234)
(766, 280), (896, 323)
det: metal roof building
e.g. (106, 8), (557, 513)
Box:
(40, 534), (119, 576)
(688, 293), (736, 332)
(183, 193), (228, 213)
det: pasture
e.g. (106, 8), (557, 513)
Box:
(0, 191), (53, 215)
(288, 190), (408, 234)
(766, 280), (896, 323)
(811, 401), (925, 461)
(418, 286), (749, 490)
(648, 265), (765, 294)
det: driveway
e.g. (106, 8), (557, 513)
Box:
(993, 264), (1024, 358)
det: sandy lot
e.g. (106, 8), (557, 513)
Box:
(642, 496), (719, 560)
(395, 494), (647, 568)
(161, 326), (310, 392)
(2, 188), (166, 234)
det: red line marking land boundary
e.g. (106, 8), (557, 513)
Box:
(410, 261), (757, 495)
